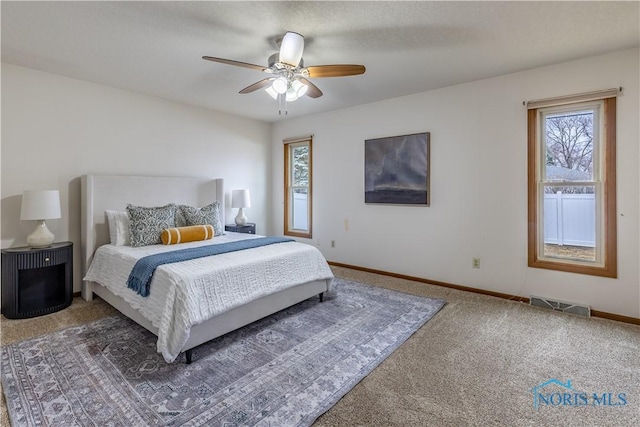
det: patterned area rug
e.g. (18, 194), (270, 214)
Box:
(2, 279), (445, 426)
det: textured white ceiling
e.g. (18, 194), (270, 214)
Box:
(2, 1), (638, 123)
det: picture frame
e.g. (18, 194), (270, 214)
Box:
(364, 132), (430, 205)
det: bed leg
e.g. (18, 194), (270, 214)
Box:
(185, 349), (193, 364)
(319, 292), (324, 303)
(81, 281), (94, 302)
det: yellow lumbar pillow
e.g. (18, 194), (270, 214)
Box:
(161, 225), (215, 245)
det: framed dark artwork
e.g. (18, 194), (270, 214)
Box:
(365, 132), (430, 205)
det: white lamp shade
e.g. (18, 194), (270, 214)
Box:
(292, 79), (308, 97)
(232, 189), (251, 208)
(265, 85), (279, 100)
(279, 32), (304, 67)
(20, 190), (61, 220)
(286, 87), (299, 102)
(272, 76), (288, 94)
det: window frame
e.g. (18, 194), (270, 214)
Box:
(284, 137), (312, 239)
(527, 97), (617, 278)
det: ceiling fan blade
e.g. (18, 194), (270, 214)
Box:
(202, 56), (266, 72)
(239, 78), (275, 94)
(307, 64), (366, 78)
(298, 77), (323, 98)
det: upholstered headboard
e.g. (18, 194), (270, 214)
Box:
(80, 174), (224, 284)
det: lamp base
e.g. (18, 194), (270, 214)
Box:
(27, 220), (55, 248)
(235, 208), (247, 226)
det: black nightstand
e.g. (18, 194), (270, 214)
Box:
(1, 241), (73, 319)
(225, 223), (256, 234)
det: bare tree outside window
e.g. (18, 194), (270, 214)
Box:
(544, 112), (594, 194)
(546, 111), (593, 172)
(293, 146), (309, 193)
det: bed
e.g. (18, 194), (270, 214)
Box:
(80, 174), (334, 363)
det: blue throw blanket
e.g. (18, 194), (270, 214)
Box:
(127, 237), (294, 297)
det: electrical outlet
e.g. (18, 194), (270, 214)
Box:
(331, 240), (335, 248)
(472, 258), (480, 269)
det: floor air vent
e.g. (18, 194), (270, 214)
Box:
(530, 296), (591, 317)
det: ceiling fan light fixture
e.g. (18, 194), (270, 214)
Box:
(279, 32), (304, 67)
(265, 85), (279, 100)
(272, 76), (288, 94)
(292, 79), (308, 97)
(286, 87), (300, 102)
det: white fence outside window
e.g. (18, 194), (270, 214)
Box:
(293, 192), (308, 230)
(544, 192), (595, 247)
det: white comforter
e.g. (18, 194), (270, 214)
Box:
(84, 233), (334, 362)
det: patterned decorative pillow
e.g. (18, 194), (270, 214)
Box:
(178, 201), (224, 236)
(175, 209), (187, 228)
(127, 204), (177, 247)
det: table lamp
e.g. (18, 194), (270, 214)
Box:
(20, 190), (61, 248)
(232, 189), (251, 226)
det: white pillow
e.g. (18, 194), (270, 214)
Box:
(106, 210), (130, 246)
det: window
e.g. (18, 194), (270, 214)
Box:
(528, 94), (616, 277)
(284, 137), (312, 238)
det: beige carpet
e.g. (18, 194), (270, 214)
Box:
(2, 266), (639, 426)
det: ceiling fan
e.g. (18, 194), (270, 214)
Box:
(203, 31), (365, 114)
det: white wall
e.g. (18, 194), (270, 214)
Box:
(272, 48), (640, 318)
(1, 63), (272, 292)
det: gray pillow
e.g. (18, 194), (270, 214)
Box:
(178, 201), (224, 236)
(127, 203), (177, 247)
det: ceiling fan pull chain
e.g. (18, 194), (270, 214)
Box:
(277, 93), (288, 116)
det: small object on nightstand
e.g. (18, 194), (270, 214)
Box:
(20, 190), (62, 248)
(231, 189), (251, 225)
(1, 241), (73, 319)
(225, 223), (256, 234)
